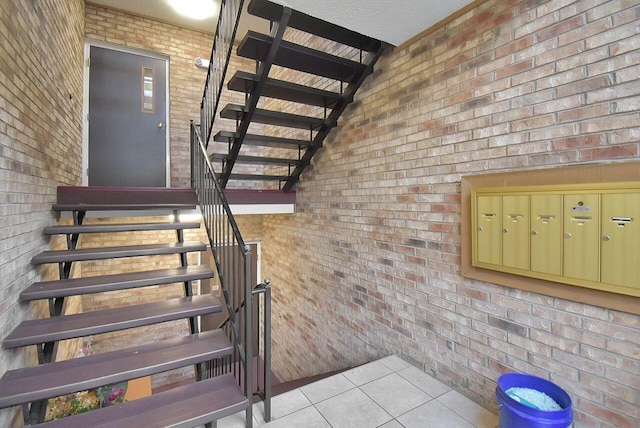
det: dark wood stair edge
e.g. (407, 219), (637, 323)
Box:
(224, 189), (296, 205)
(43, 222), (202, 235)
(0, 330), (232, 409)
(228, 71), (343, 107)
(3, 294), (222, 349)
(56, 186), (198, 206)
(52, 203), (197, 212)
(31, 241), (207, 265)
(21, 265), (215, 301)
(238, 31), (368, 83)
(37, 374), (247, 428)
(214, 131), (311, 148)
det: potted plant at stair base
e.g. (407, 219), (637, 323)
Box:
(45, 340), (128, 420)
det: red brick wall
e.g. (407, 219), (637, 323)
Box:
(0, 0), (85, 426)
(261, 1), (640, 427)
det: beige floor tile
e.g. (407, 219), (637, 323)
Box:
(261, 406), (331, 428)
(315, 388), (392, 428)
(397, 400), (476, 428)
(378, 355), (412, 372)
(300, 373), (357, 404)
(360, 373), (432, 417)
(437, 390), (498, 428)
(253, 388), (312, 422)
(397, 365), (451, 398)
(343, 360), (394, 386)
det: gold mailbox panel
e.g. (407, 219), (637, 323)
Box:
(563, 194), (600, 282)
(476, 195), (502, 266)
(601, 193), (640, 289)
(530, 194), (562, 276)
(502, 195), (529, 270)
(472, 182), (640, 298)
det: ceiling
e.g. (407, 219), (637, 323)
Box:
(88, 0), (476, 46)
(270, 0), (476, 46)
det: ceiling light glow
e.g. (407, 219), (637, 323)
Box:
(167, 0), (216, 20)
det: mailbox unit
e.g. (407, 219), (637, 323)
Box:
(472, 183), (640, 298)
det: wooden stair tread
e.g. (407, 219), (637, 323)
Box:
(55, 186), (197, 208)
(31, 241), (206, 265)
(37, 374), (247, 428)
(52, 203), (196, 211)
(43, 222), (201, 235)
(220, 103), (325, 130)
(218, 173), (291, 182)
(3, 294), (222, 349)
(228, 71), (342, 107)
(210, 153), (301, 166)
(238, 31), (368, 83)
(214, 131), (310, 149)
(21, 266), (215, 301)
(0, 330), (232, 409)
(248, 0), (382, 52)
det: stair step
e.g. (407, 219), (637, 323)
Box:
(39, 374), (246, 428)
(43, 221), (201, 236)
(3, 294), (222, 348)
(221, 103), (325, 130)
(54, 186), (197, 212)
(0, 329), (232, 409)
(248, 0), (382, 52)
(228, 71), (342, 107)
(31, 241), (206, 265)
(219, 173), (291, 182)
(21, 266), (215, 301)
(214, 131), (311, 149)
(210, 153), (301, 166)
(238, 31), (368, 83)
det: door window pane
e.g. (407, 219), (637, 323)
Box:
(142, 67), (154, 113)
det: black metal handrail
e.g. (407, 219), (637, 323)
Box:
(191, 122), (271, 426)
(200, 0), (244, 147)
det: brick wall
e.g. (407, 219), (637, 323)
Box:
(261, 1), (640, 427)
(0, 0), (85, 426)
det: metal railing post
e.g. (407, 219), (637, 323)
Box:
(263, 279), (272, 422)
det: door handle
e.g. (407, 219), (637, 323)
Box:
(157, 122), (165, 129)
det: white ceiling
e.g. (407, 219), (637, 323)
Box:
(270, 0), (476, 46)
(88, 0), (476, 46)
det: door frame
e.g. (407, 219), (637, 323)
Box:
(82, 40), (171, 187)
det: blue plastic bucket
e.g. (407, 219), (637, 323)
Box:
(496, 373), (573, 428)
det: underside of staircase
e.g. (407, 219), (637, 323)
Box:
(0, 186), (247, 427)
(207, 0), (387, 191)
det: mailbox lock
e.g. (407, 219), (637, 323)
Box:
(565, 233), (572, 239)
(531, 230), (538, 236)
(603, 235), (610, 242)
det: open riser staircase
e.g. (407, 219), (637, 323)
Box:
(1, 0), (386, 426)
(201, 0), (387, 190)
(0, 187), (247, 427)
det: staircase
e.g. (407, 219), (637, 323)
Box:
(204, 0), (387, 190)
(0, 186), (247, 427)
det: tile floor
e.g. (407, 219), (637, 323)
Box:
(218, 356), (499, 428)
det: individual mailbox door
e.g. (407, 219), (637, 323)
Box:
(502, 195), (529, 270)
(563, 194), (599, 282)
(601, 193), (640, 290)
(530, 194), (562, 276)
(476, 195), (501, 266)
